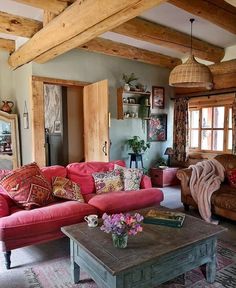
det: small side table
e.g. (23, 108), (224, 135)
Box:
(129, 153), (144, 168)
(149, 167), (180, 187)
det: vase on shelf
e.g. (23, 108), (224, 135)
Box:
(124, 83), (130, 91)
(112, 233), (128, 248)
(1, 101), (14, 114)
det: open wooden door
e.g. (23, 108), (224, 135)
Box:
(83, 80), (109, 161)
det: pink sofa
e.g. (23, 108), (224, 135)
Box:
(0, 160), (164, 269)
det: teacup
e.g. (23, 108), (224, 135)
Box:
(84, 214), (98, 227)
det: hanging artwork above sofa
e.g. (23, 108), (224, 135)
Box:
(147, 114), (167, 142)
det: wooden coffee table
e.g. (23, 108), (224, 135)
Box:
(61, 209), (226, 288)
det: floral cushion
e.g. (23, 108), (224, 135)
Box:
(52, 177), (84, 202)
(0, 162), (54, 210)
(114, 164), (143, 191)
(226, 168), (236, 188)
(92, 170), (123, 194)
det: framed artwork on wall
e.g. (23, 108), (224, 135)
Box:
(152, 86), (165, 109)
(147, 114), (167, 142)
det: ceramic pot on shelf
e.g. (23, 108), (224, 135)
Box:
(1, 101), (14, 114)
(124, 83), (130, 91)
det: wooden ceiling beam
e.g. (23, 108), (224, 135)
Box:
(210, 59), (236, 75)
(8, 0), (167, 68)
(0, 38), (15, 53)
(43, 11), (57, 26)
(169, 0), (236, 35)
(13, 0), (70, 14)
(0, 11), (42, 38)
(80, 37), (181, 69)
(112, 17), (224, 63)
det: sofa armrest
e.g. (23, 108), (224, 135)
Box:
(0, 194), (10, 217)
(176, 168), (192, 196)
(140, 175), (152, 189)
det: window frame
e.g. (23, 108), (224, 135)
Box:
(188, 95), (234, 154)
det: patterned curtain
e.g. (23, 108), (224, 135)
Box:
(232, 94), (236, 155)
(173, 97), (189, 162)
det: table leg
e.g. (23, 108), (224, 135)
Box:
(206, 239), (217, 283)
(71, 261), (80, 284)
(206, 256), (216, 283)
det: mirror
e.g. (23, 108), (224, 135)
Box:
(0, 111), (21, 170)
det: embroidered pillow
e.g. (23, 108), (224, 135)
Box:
(92, 170), (123, 194)
(226, 168), (236, 188)
(0, 162), (54, 210)
(52, 177), (84, 202)
(114, 164), (143, 191)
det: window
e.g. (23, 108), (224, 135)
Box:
(188, 95), (234, 153)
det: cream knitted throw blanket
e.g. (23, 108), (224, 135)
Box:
(189, 159), (225, 224)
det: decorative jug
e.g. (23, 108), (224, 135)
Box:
(1, 101), (14, 114)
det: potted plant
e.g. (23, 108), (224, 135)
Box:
(126, 136), (150, 155)
(122, 73), (138, 91)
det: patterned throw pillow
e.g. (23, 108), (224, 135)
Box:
(52, 177), (84, 202)
(226, 168), (236, 188)
(114, 164), (143, 191)
(92, 170), (123, 194)
(0, 162), (54, 210)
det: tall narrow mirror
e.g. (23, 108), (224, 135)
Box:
(0, 111), (21, 169)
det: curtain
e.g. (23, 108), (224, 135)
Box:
(232, 94), (236, 155)
(173, 97), (189, 162)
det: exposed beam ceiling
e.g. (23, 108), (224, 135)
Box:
(0, 38), (15, 52)
(169, 0), (236, 35)
(80, 37), (181, 69)
(113, 17), (224, 63)
(0, 11), (42, 38)
(13, 0), (74, 14)
(43, 11), (57, 26)
(210, 59), (236, 75)
(8, 0), (167, 68)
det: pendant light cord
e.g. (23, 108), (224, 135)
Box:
(190, 18), (195, 56)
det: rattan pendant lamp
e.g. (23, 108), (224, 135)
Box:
(169, 19), (213, 88)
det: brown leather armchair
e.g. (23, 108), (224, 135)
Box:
(176, 154), (236, 221)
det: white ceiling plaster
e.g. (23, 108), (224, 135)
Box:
(140, 3), (236, 48)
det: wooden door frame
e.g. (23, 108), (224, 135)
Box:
(31, 76), (90, 167)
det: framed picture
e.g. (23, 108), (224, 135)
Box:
(147, 114), (167, 142)
(152, 86), (165, 109)
(54, 120), (61, 133)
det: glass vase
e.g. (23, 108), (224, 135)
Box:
(112, 233), (128, 248)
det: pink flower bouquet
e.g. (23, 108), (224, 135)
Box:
(100, 212), (143, 236)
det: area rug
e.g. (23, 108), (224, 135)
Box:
(23, 241), (236, 288)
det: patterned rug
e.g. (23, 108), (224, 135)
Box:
(23, 241), (236, 288)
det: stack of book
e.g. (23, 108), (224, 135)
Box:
(143, 209), (185, 228)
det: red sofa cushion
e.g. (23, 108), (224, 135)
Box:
(0, 201), (97, 244)
(66, 160), (125, 195)
(140, 175), (152, 189)
(88, 188), (164, 214)
(41, 165), (67, 182)
(0, 194), (9, 217)
(0, 169), (10, 180)
(0, 163), (54, 210)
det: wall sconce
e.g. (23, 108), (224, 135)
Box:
(23, 101), (29, 129)
(164, 147), (174, 167)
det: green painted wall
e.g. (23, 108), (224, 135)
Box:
(0, 49), (174, 168)
(13, 63), (32, 164)
(32, 49), (174, 168)
(0, 51), (14, 108)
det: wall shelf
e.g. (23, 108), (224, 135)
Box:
(117, 87), (151, 120)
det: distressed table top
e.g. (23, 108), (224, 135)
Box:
(61, 208), (227, 276)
